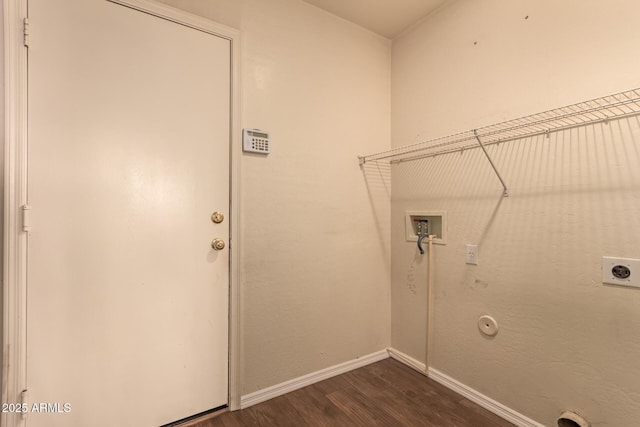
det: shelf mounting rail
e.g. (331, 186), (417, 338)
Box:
(358, 88), (640, 195)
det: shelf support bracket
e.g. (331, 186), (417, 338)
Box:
(473, 129), (509, 197)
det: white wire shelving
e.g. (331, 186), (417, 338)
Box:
(358, 88), (640, 197)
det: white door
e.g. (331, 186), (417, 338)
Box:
(26, 1), (231, 425)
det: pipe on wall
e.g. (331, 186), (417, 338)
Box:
(426, 235), (434, 371)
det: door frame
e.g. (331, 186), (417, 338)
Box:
(2, 1), (242, 425)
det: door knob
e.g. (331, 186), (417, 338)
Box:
(211, 238), (226, 251)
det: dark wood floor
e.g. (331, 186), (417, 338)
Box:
(194, 358), (515, 427)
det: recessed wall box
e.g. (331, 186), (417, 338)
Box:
(405, 211), (447, 245)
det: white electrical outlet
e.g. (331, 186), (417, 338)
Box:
(466, 244), (478, 265)
(602, 256), (640, 288)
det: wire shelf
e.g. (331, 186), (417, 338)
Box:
(358, 88), (640, 166)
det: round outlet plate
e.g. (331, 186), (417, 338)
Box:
(478, 315), (499, 336)
(612, 264), (631, 279)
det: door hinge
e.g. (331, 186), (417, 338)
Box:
(21, 389), (28, 419)
(22, 205), (31, 232)
(23, 18), (30, 47)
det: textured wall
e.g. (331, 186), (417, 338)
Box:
(155, 0), (392, 397)
(391, 0), (640, 425)
(0, 3), (4, 399)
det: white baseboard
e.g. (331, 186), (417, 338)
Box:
(241, 346), (544, 427)
(387, 347), (545, 427)
(240, 349), (389, 409)
(386, 347), (427, 375)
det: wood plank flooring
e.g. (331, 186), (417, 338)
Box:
(193, 358), (516, 427)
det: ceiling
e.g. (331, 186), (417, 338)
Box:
(302, 0), (450, 39)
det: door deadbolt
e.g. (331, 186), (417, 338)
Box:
(211, 211), (224, 224)
(211, 238), (225, 251)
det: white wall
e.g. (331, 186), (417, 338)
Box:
(0, 2), (4, 398)
(9, 1), (638, 424)
(391, 0), (640, 425)
(155, 0), (392, 396)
